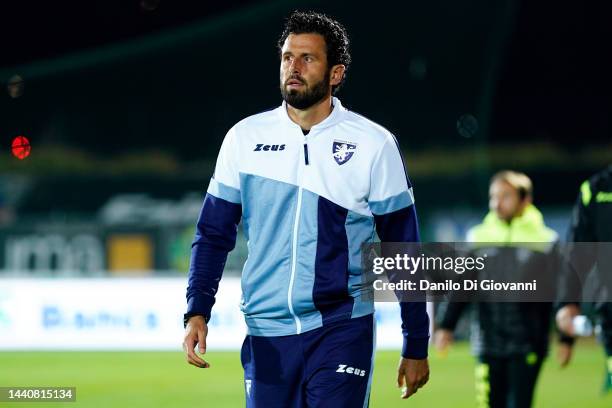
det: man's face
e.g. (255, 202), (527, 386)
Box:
(489, 180), (526, 222)
(280, 33), (331, 110)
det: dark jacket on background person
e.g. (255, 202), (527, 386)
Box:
(564, 166), (612, 355)
(437, 204), (571, 357)
(570, 166), (612, 243)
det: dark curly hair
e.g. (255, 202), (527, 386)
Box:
(278, 10), (351, 94)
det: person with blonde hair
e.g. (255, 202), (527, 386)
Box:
(435, 170), (573, 408)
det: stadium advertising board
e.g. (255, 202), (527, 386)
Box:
(0, 277), (412, 350)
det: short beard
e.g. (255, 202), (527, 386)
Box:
(280, 70), (330, 110)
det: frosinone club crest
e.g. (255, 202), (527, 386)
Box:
(332, 140), (357, 165)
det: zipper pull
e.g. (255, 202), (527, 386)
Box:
(303, 143), (309, 165)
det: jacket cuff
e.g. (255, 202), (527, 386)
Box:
(183, 313), (209, 328)
(184, 296), (213, 327)
(401, 336), (429, 359)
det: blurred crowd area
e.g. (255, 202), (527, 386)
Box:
(0, 174), (579, 278)
(0, 176), (249, 276)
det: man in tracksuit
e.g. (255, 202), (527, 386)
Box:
(557, 165), (612, 392)
(434, 170), (574, 407)
(182, 11), (430, 407)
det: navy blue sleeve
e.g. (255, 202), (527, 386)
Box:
(374, 204), (430, 359)
(184, 193), (242, 325)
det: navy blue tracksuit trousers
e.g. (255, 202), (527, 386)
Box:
(241, 314), (375, 407)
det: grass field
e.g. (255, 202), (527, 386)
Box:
(1, 340), (611, 407)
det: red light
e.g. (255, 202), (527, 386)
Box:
(11, 135), (31, 160)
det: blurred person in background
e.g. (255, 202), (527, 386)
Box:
(556, 165), (612, 393)
(434, 170), (574, 408)
(182, 10), (429, 406)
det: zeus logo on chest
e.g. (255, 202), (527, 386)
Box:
(254, 144), (286, 151)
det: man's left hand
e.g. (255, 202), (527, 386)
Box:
(397, 357), (430, 399)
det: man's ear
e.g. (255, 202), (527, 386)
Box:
(330, 64), (346, 86)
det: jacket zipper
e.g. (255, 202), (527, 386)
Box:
(288, 186), (303, 334)
(303, 143), (309, 165)
(288, 133), (308, 334)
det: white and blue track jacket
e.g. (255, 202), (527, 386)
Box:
(186, 98), (429, 359)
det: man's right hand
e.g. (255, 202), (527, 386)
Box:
(556, 304), (580, 337)
(183, 315), (210, 368)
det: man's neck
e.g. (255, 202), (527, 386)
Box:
(286, 95), (333, 131)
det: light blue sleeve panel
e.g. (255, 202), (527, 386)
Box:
(207, 178), (241, 204)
